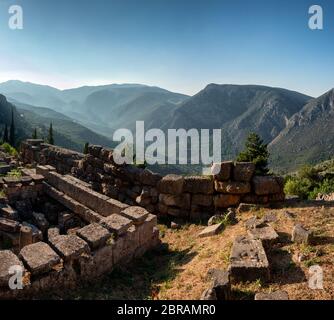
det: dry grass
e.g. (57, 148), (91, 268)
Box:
(47, 201), (334, 300)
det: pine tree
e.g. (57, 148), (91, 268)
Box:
(47, 123), (54, 145)
(83, 142), (89, 154)
(9, 108), (15, 147)
(237, 132), (269, 175)
(32, 128), (38, 139)
(3, 124), (9, 143)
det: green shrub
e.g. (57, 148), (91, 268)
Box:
(308, 179), (334, 199)
(284, 177), (314, 199)
(1, 143), (18, 157)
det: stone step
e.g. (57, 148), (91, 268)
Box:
(37, 166), (128, 216)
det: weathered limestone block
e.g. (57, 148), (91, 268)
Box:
(214, 181), (251, 194)
(167, 207), (189, 218)
(255, 291), (289, 300)
(237, 203), (261, 213)
(120, 206), (149, 225)
(183, 176), (214, 194)
(48, 228), (60, 241)
(0, 204), (18, 220)
(233, 162), (255, 182)
(252, 176), (282, 195)
(192, 194), (213, 207)
(76, 223), (111, 250)
(200, 288), (217, 300)
(229, 235), (270, 282)
(19, 226), (33, 250)
(198, 223), (224, 238)
(247, 223), (279, 247)
(140, 169), (162, 186)
(0, 251), (25, 287)
(207, 269), (231, 300)
(159, 193), (191, 209)
(214, 194), (240, 208)
(137, 214), (158, 246)
(49, 235), (90, 262)
(211, 161), (233, 181)
(158, 174), (184, 195)
(44, 171), (128, 216)
(19, 242), (61, 275)
(241, 194), (269, 205)
(0, 217), (20, 233)
(21, 222), (43, 243)
(292, 224), (312, 244)
(100, 214), (133, 236)
(43, 182), (102, 223)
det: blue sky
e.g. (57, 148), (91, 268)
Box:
(0, 0), (333, 96)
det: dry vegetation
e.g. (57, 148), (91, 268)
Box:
(47, 201), (334, 300)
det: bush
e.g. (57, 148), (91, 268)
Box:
(308, 179), (334, 199)
(1, 143), (18, 157)
(284, 177), (314, 199)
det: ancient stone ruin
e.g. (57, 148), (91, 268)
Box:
(0, 139), (285, 298)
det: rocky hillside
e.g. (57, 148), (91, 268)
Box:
(269, 89), (334, 172)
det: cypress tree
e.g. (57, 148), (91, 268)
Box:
(237, 132), (270, 175)
(47, 123), (54, 145)
(9, 108), (15, 147)
(83, 142), (89, 154)
(32, 128), (38, 139)
(3, 124), (9, 143)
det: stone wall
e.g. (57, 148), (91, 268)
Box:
(21, 140), (285, 220)
(0, 165), (159, 298)
(0, 214), (159, 299)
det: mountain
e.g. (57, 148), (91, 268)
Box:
(152, 84), (312, 158)
(12, 100), (115, 152)
(0, 94), (114, 152)
(269, 88), (334, 172)
(0, 81), (189, 136)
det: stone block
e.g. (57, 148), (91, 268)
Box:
(157, 174), (184, 195)
(0, 217), (20, 233)
(214, 194), (240, 208)
(214, 181), (251, 194)
(0, 251), (24, 287)
(229, 235), (270, 283)
(140, 169), (162, 186)
(198, 223), (224, 238)
(120, 206), (149, 225)
(0, 204), (18, 220)
(292, 224), (312, 244)
(49, 235), (90, 262)
(76, 223), (111, 250)
(247, 223), (279, 247)
(100, 214), (133, 236)
(19, 242), (61, 275)
(211, 161), (233, 181)
(159, 193), (191, 209)
(252, 176), (282, 195)
(233, 162), (255, 182)
(183, 176), (214, 194)
(207, 269), (231, 300)
(200, 288), (217, 300)
(192, 194), (213, 207)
